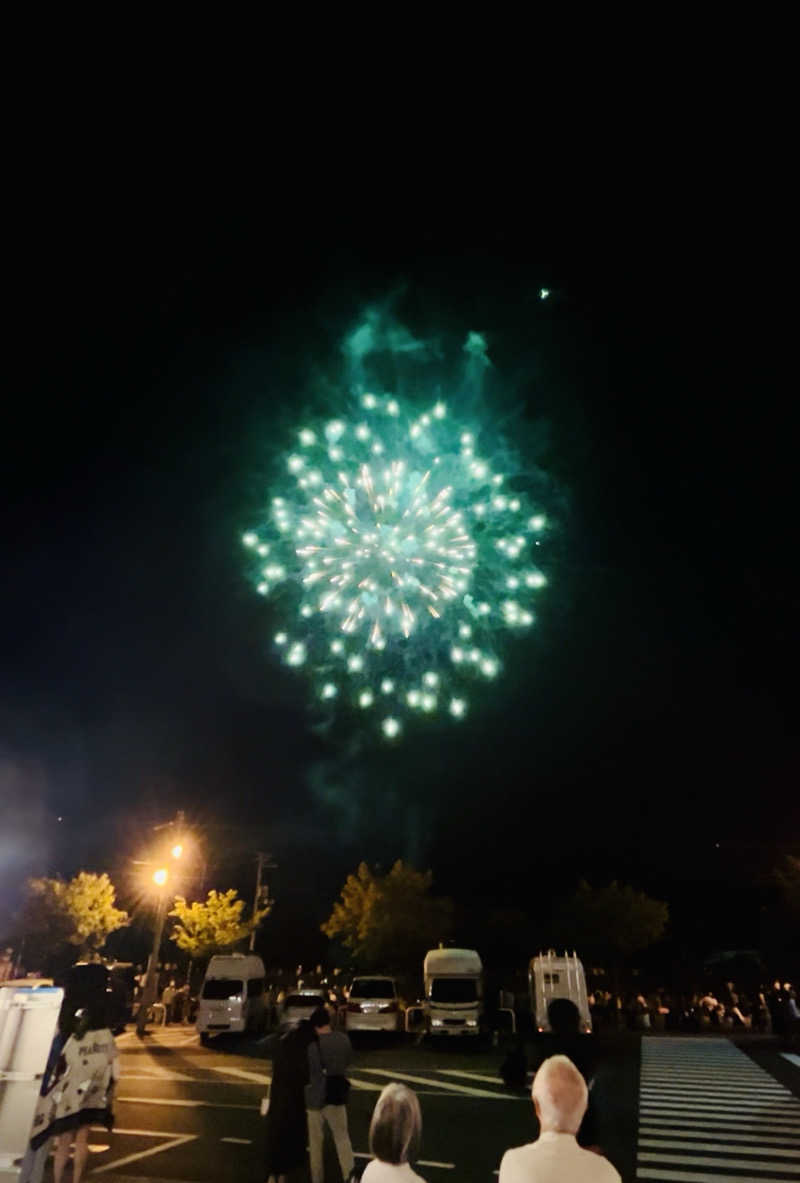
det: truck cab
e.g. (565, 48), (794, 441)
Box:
(423, 948), (483, 1036)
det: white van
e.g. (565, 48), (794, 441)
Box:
(196, 954), (266, 1042)
(424, 948), (483, 1035)
(529, 950), (592, 1033)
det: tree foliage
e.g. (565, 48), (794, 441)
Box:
(169, 889), (267, 960)
(21, 872), (129, 969)
(322, 861), (454, 971)
(554, 879), (668, 960)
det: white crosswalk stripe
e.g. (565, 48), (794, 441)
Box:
(637, 1037), (800, 1182)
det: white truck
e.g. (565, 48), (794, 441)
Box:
(529, 950), (592, 1033)
(0, 980), (63, 1183)
(423, 948), (483, 1036)
(196, 954), (266, 1042)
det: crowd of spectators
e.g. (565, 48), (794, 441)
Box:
(587, 978), (799, 1041)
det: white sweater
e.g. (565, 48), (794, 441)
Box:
(361, 1160), (427, 1183)
(499, 1132), (621, 1183)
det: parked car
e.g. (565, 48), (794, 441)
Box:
(343, 975), (403, 1033)
(279, 988), (328, 1030)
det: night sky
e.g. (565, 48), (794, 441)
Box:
(2, 227), (793, 965)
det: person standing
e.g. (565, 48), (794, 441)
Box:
(263, 1018), (318, 1183)
(306, 1005), (355, 1183)
(362, 1083), (427, 1182)
(499, 1055), (620, 1183)
(29, 999), (119, 1183)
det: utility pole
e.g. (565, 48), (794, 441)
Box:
(135, 810), (186, 1037)
(250, 852), (276, 952)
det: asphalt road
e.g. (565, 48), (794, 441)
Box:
(55, 1028), (800, 1183)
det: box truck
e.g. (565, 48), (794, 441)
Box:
(423, 948), (483, 1036)
(529, 950), (592, 1033)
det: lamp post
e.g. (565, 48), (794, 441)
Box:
(136, 867), (171, 1036)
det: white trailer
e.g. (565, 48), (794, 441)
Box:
(0, 981), (63, 1183)
(423, 948), (483, 1036)
(529, 950), (592, 1033)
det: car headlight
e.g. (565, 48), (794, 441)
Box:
(431, 1018), (444, 1026)
(466, 1019), (478, 1026)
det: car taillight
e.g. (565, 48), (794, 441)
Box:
(347, 1002), (362, 1013)
(378, 1002), (398, 1012)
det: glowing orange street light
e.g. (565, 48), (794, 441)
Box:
(171, 843), (183, 860)
(153, 868), (168, 887)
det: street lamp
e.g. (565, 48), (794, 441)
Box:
(136, 867), (173, 1036)
(135, 812), (191, 1037)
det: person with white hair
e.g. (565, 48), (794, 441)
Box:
(362, 1082), (427, 1181)
(498, 1055), (620, 1183)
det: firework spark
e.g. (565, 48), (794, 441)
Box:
(243, 334), (549, 740)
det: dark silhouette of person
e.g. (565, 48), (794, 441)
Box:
(263, 1019), (318, 1182)
(529, 998), (599, 1150)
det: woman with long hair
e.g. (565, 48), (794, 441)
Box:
(362, 1083), (427, 1182)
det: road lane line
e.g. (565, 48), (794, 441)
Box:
(782, 1053), (800, 1068)
(206, 1065), (271, 1084)
(639, 1149), (800, 1171)
(436, 1069), (505, 1085)
(89, 1127), (185, 1137)
(639, 1090), (799, 1107)
(133, 1060), (194, 1081)
(639, 1138), (800, 1159)
(221, 1137), (252, 1144)
(357, 1068), (510, 1099)
(117, 1095), (257, 1111)
(91, 1134), (197, 1174)
(639, 1125), (800, 1145)
(638, 1104), (800, 1122)
(639, 1112), (800, 1132)
(122, 1073), (211, 1083)
(638, 1172), (800, 1182)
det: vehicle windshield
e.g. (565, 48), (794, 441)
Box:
(430, 978), (478, 1003)
(284, 994), (323, 1008)
(202, 979), (243, 1000)
(351, 979), (395, 999)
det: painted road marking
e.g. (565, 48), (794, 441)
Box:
(436, 1069), (506, 1085)
(638, 1036), (800, 1182)
(221, 1137), (253, 1144)
(117, 1095), (257, 1111)
(357, 1067), (520, 1100)
(640, 1125), (800, 1145)
(782, 1053), (800, 1069)
(206, 1065), (270, 1084)
(638, 1174), (800, 1183)
(90, 1127), (185, 1137)
(121, 1072), (259, 1085)
(639, 1150), (800, 1171)
(639, 1139), (800, 1160)
(91, 1134), (197, 1174)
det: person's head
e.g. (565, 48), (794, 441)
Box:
(309, 1005), (331, 1032)
(369, 1083), (422, 1165)
(531, 1055), (588, 1135)
(547, 997), (581, 1035)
